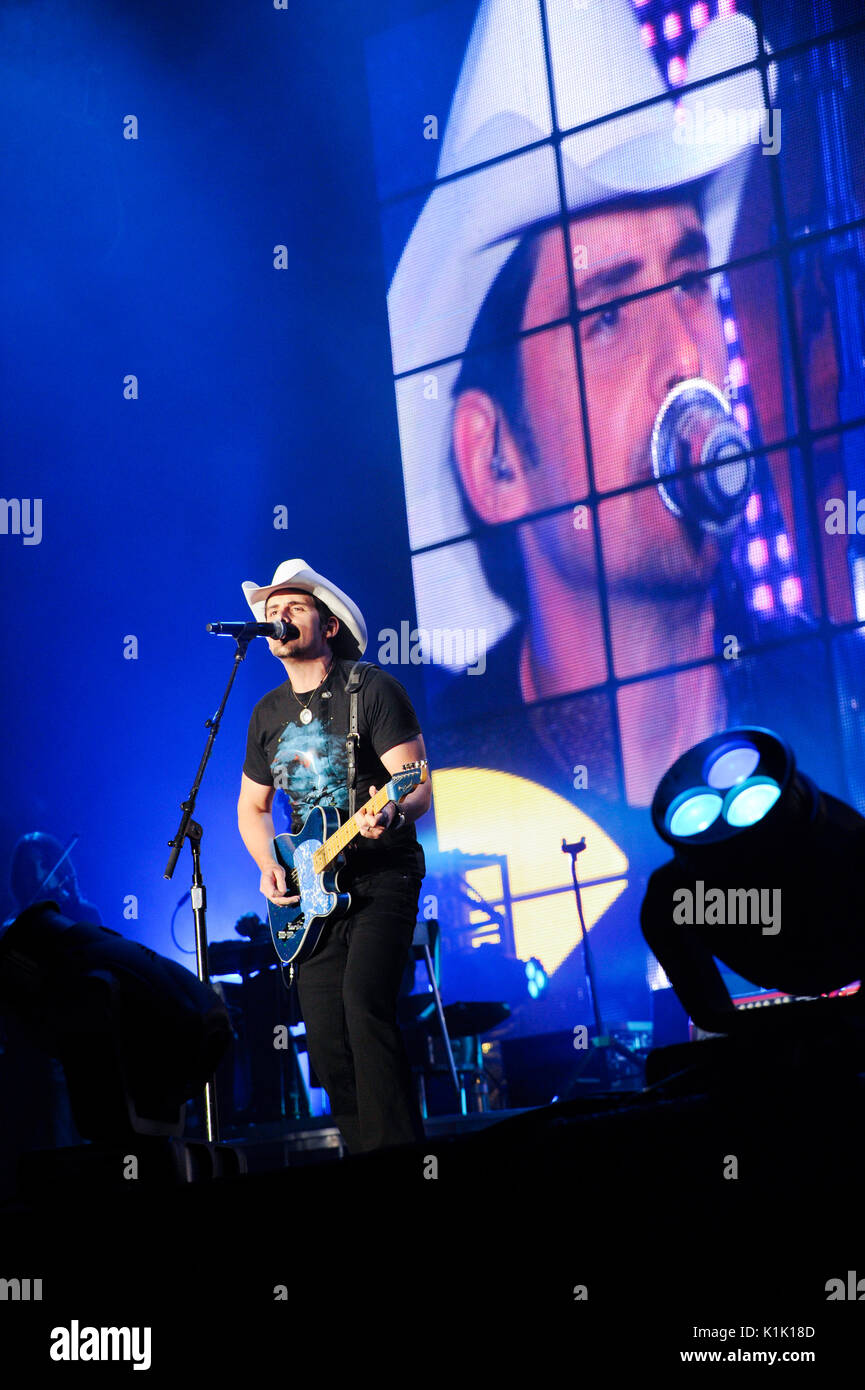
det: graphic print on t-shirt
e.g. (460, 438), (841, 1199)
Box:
(270, 715), (348, 831)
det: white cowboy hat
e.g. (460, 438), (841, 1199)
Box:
(388, 0), (777, 664)
(242, 558), (368, 656)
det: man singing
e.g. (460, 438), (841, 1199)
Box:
(237, 558), (432, 1154)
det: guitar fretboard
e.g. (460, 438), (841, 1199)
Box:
(312, 786), (393, 875)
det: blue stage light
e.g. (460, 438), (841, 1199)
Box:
(525, 957), (547, 999)
(703, 740), (760, 789)
(652, 727), (794, 850)
(667, 790), (723, 838)
(724, 777), (781, 827)
(643, 726), (865, 1036)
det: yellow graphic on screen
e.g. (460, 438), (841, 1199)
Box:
(432, 767), (629, 976)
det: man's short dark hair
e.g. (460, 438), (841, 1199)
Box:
(450, 230), (541, 618)
(311, 594), (333, 631)
(313, 596), (361, 661)
(453, 230), (543, 466)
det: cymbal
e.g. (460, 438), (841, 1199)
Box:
(401, 998), (510, 1037)
(444, 1000), (510, 1036)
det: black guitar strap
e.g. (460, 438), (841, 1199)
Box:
(281, 660), (373, 991)
(345, 661), (373, 819)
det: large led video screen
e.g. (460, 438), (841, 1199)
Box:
(367, 0), (865, 1031)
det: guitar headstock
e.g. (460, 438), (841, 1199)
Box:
(385, 760), (428, 804)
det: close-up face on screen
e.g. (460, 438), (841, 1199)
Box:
(368, 0), (865, 1022)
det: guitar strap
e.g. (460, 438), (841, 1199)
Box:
(344, 661), (373, 819)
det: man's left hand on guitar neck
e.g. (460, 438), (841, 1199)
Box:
(356, 787), (403, 840)
(356, 737), (432, 840)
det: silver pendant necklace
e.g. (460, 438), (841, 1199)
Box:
(290, 661), (332, 725)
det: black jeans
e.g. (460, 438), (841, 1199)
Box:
(296, 866), (425, 1154)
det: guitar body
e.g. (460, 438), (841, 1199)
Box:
(263, 760), (428, 969)
(267, 805), (351, 966)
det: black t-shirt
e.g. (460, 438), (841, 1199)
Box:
(243, 658), (425, 878)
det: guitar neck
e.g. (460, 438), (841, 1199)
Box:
(313, 786), (395, 874)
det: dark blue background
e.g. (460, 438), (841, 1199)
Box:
(0, 0), (453, 950)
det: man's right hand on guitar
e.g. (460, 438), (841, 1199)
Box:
(260, 861), (300, 906)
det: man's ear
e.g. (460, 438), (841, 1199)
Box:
(452, 390), (532, 525)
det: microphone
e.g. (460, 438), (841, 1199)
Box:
(561, 837), (587, 856)
(650, 378), (755, 533)
(206, 620), (300, 641)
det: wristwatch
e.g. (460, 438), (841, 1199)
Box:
(388, 802), (406, 831)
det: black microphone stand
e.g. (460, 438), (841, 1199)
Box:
(560, 836), (644, 1096)
(164, 633), (254, 1143)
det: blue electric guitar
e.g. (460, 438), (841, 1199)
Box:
(266, 760), (428, 967)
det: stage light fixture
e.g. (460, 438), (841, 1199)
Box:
(641, 727), (865, 1035)
(525, 958), (547, 999)
(652, 726), (799, 852)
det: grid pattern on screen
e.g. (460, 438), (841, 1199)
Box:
(374, 0), (865, 810)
